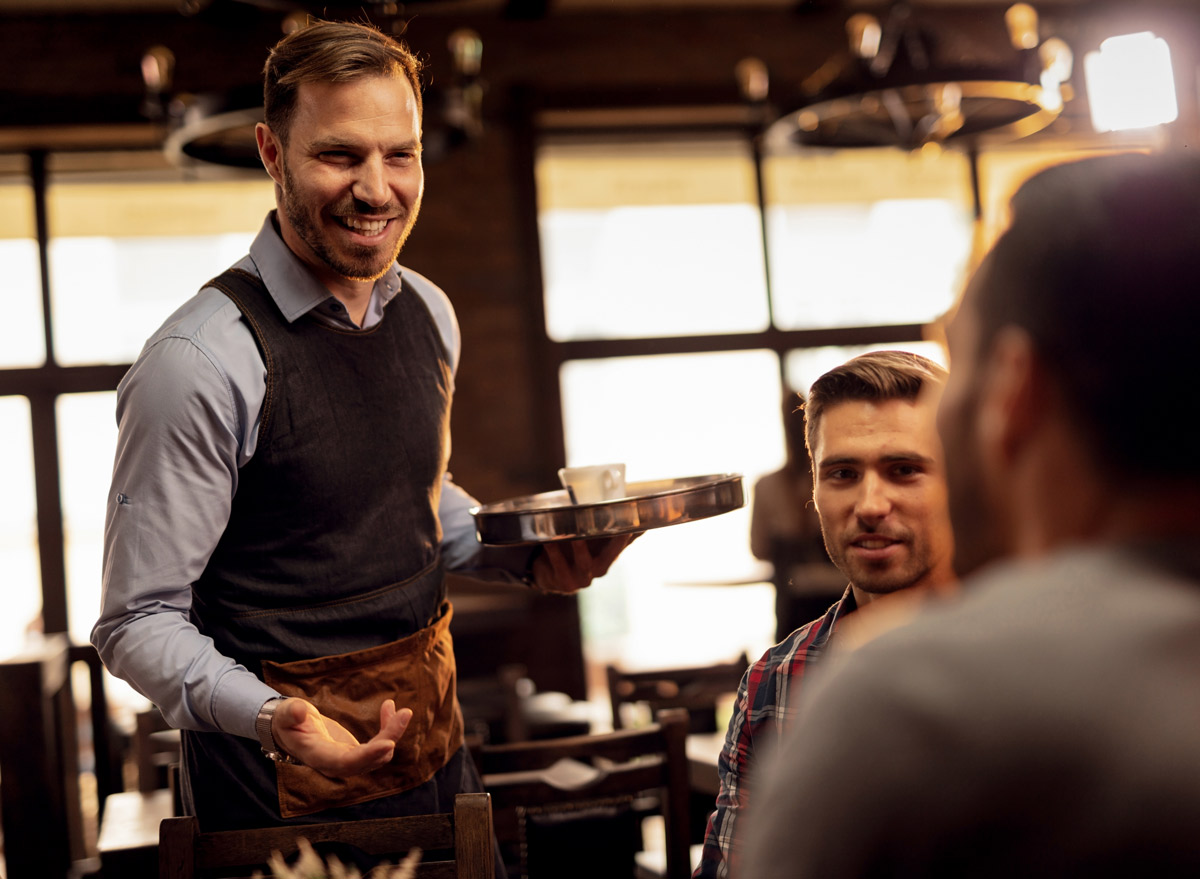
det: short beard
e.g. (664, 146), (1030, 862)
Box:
(279, 157), (418, 282)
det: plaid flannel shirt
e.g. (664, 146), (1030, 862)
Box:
(693, 585), (856, 879)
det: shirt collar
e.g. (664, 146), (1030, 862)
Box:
(247, 211), (404, 326)
(812, 584), (857, 653)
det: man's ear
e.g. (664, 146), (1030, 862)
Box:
(977, 326), (1043, 465)
(255, 122), (284, 186)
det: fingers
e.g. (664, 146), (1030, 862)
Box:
(587, 533), (635, 577)
(374, 699), (413, 745)
(534, 543), (585, 594)
(532, 532), (638, 593)
(273, 698), (414, 778)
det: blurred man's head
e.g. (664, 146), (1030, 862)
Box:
(804, 351), (954, 606)
(938, 152), (1200, 576)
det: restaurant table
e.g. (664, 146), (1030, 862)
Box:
(686, 731), (725, 797)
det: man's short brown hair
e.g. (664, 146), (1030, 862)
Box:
(803, 350), (948, 458)
(262, 19), (425, 146)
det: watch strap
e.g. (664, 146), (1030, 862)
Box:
(255, 697), (302, 765)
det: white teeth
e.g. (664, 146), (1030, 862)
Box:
(342, 217), (388, 233)
(857, 539), (893, 549)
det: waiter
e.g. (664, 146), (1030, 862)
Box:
(93, 18), (629, 833)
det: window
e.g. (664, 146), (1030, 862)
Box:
(47, 180), (272, 366)
(560, 350), (781, 668)
(764, 147), (973, 330)
(0, 395), (40, 655)
(538, 139), (769, 341)
(536, 135), (972, 675)
(57, 392), (119, 645)
(0, 178), (44, 368)
(0, 153), (272, 669)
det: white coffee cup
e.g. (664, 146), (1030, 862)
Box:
(558, 463), (626, 504)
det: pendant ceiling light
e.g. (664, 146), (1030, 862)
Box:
(146, 2), (487, 169)
(765, 1), (1074, 151)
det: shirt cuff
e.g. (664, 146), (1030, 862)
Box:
(211, 672), (284, 740)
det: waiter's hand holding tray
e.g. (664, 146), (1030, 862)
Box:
(470, 464), (745, 546)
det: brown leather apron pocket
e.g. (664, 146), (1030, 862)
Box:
(261, 600), (463, 818)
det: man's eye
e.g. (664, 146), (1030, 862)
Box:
(320, 151), (355, 162)
(892, 465), (922, 478)
(826, 469), (856, 481)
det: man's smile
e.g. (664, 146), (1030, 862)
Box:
(846, 532), (907, 562)
(336, 214), (395, 237)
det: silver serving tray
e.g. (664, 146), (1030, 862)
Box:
(470, 473), (744, 546)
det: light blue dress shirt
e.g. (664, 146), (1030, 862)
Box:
(93, 214), (531, 741)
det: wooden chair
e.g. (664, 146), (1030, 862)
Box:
(475, 707), (691, 879)
(0, 635), (91, 879)
(133, 704), (182, 792)
(158, 791), (494, 879)
(606, 654), (749, 734)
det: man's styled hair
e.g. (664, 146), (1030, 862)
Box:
(263, 19), (425, 146)
(966, 151), (1200, 481)
(803, 350), (948, 456)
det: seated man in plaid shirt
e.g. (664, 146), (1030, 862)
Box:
(694, 349), (957, 878)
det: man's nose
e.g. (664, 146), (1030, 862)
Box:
(855, 472), (892, 524)
(351, 157), (389, 207)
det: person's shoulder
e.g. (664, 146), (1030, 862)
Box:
(398, 265), (450, 305)
(138, 284), (245, 350)
(123, 281), (258, 399)
(398, 264), (460, 370)
(750, 600), (842, 680)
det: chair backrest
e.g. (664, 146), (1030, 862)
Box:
(134, 704), (182, 792)
(158, 791), (494, 879)
(0, 635), (105, 879)
(606, 654), (749, 733)
(476, 707), (691, 879)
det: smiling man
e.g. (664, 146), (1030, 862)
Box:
(694, 350), (954, 878)
(93, 20), (628, 843)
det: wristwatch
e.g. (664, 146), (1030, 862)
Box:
(255, 697), (302, 764)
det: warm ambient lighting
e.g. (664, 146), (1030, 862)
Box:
(1037, 38), (1073, 113)
(1084, 32), (1179, 132)
(1005, 3), (1039, 51)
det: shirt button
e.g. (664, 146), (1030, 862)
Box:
(329, 301), (343, 312)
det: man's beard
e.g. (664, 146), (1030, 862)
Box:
(823, 527), (930, 597)
(280, 160), (419, 282)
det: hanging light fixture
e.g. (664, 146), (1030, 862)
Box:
(765, 1), (1075, 152)
(156, 1), (487, 170)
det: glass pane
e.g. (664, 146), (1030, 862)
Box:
(47, 179), (274, 366)
(784, 340), (949, 399)
(0, 180), (45, 368)
(537, 139), (769, 340)
(0, 396), (42, 658)
(560, 350), (783, 670)
(58, 392), (118, 646)
(764, 146), (974, 330)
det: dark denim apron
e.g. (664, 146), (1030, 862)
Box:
(182, 267), (481, 833)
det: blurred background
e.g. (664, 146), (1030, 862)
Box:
(0, 0), (1191, 734)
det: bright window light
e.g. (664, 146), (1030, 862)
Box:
(1084, 32), (1178, 132)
